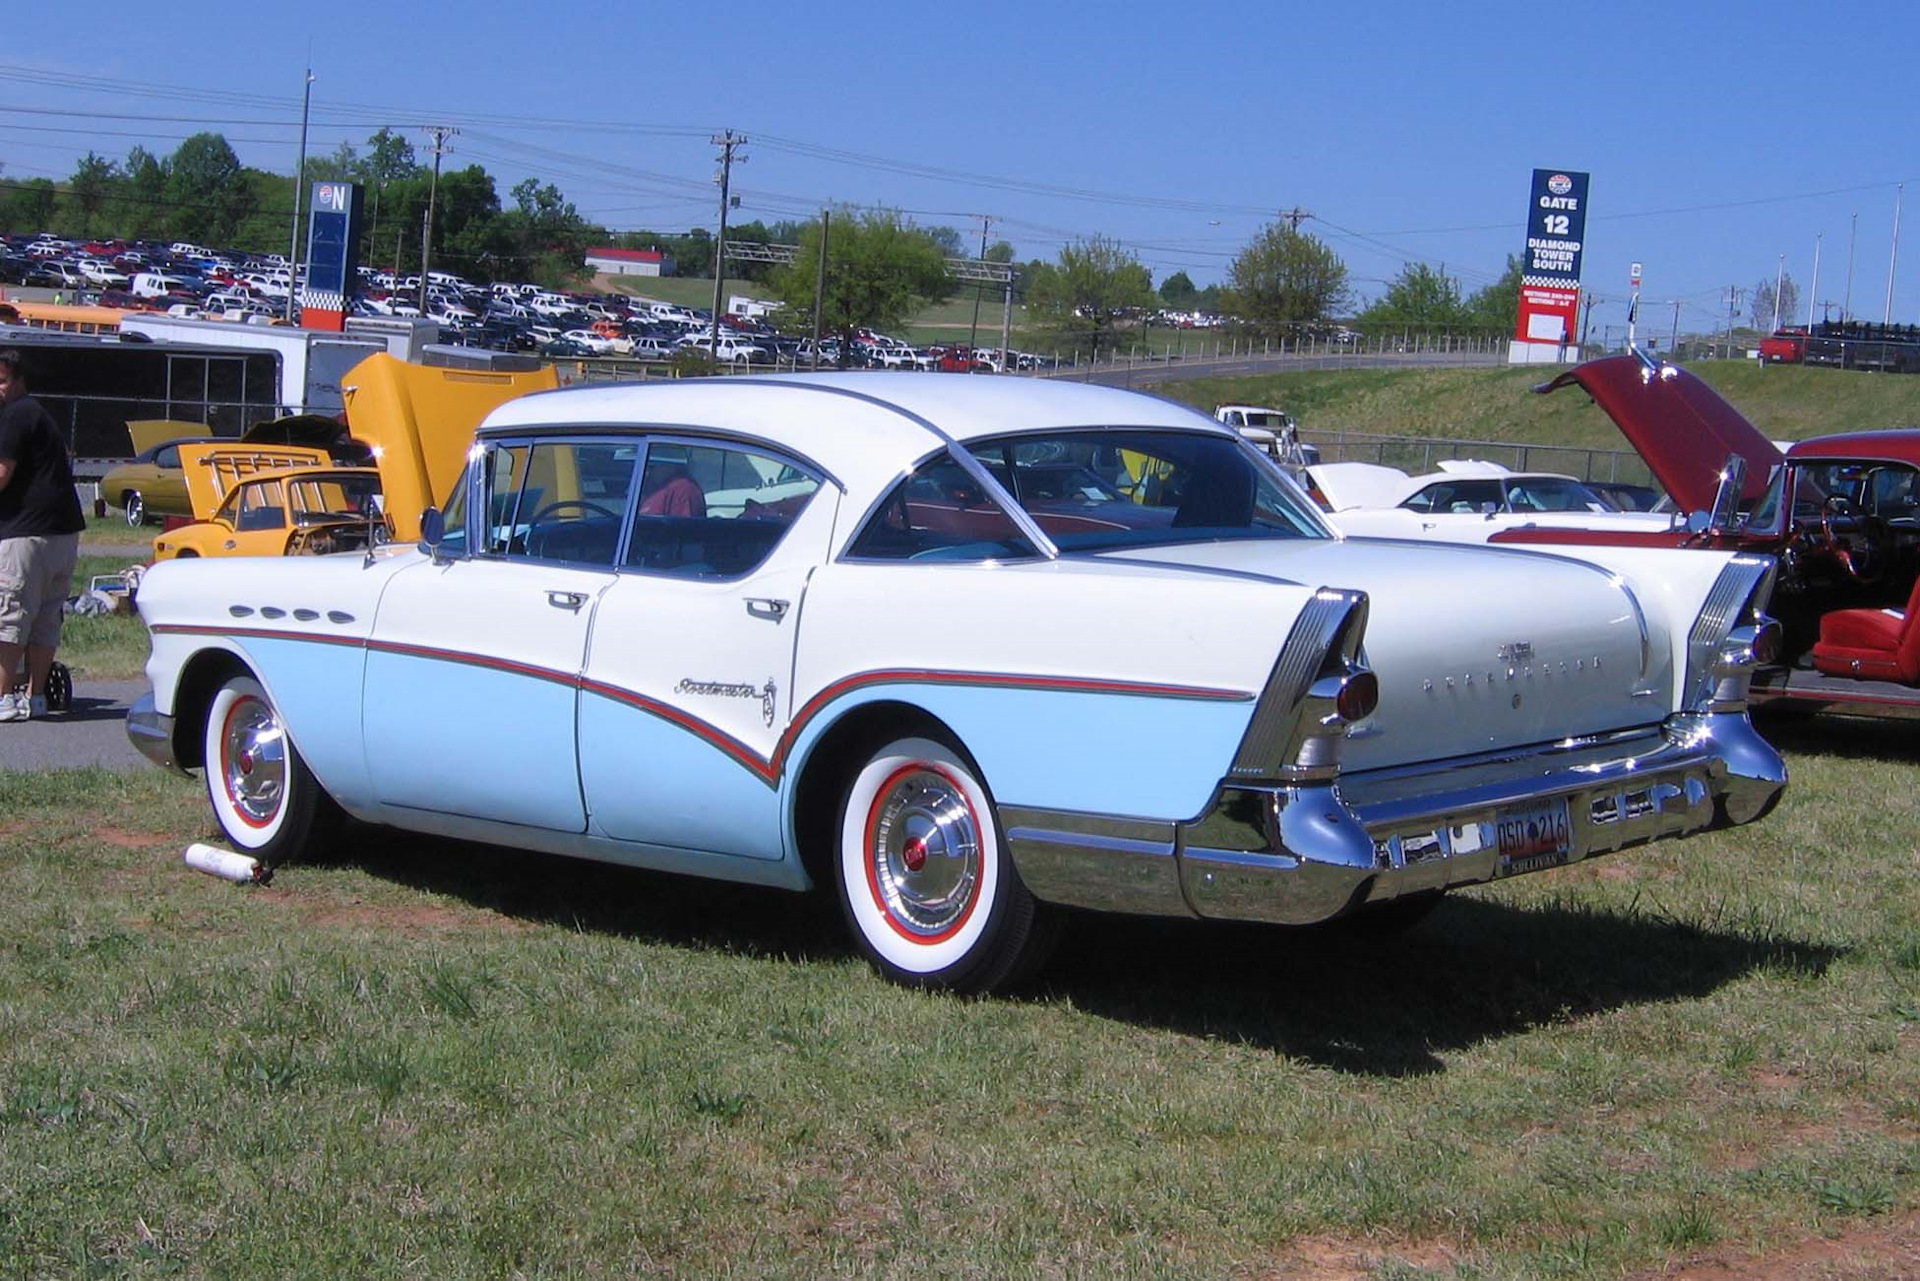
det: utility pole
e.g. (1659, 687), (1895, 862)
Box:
(417, 125), (458, 315)
(1885, 182), (1903, 326)
(708, 130), (746, 359)
(284, 66), (314, 322)
(1726, 285), (1744, 358)
(1579, 292), (1600, 347)
(1278, 206), (1311, 232)
(967, 214), (991, 353)
(1670, 299), (1681, 353)
(1844, 211), (1857, 321)
(1772, 253), (1785, 331)
(1808, 232), (1823, 329)
(810, 208), (829, 370)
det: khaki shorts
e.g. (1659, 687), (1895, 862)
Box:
(0, 532), (81, 648)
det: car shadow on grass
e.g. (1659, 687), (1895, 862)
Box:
(1045, 898), (1842, 1077)
(1754, 707), (1920, 763)
(319, 821), (1839, 1078)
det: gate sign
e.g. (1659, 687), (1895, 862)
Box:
(1515, 168), (1589, 347)
(301, 181), (364, 333)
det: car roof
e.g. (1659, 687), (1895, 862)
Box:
(1786, 430), (1920, 464)
(480, 373), (1228, 497)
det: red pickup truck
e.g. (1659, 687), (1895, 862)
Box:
(1759, 329), (1806, 363)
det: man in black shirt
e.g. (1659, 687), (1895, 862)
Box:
(0, 348), (85, 721)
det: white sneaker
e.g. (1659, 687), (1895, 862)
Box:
(0, 692), (23, 723)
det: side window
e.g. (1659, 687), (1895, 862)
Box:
(624, 441), (820, 578)
(235, 480), (285, 532)
(845, 451), (1038, 562)
(482, 444), (530, 556)
(517, 442), (636, 566)
(438, 461), (470, 553)
(154, 445), (180, 469)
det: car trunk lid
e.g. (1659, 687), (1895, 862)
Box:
(1094, 538), (1669, 771)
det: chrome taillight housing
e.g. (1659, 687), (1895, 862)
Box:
(1229, 588), (1374, 784)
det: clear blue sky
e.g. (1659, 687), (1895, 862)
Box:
(3, 0), (1915, 342)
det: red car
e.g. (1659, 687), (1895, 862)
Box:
(1491, 352), (1920, 718)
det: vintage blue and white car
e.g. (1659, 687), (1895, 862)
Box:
(130, 374), (1788, 992)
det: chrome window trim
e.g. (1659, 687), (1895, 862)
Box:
(473, 419), (844, 498)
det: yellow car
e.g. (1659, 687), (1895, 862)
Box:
(149, 354), (558, 560)
(153, 450), (387, 560)
(100, 422), (215, 525)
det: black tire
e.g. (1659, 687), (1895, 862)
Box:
(201, 675), (334, 867)
(835, 734), (1057, 994)
(43, 662), (72, 713)
(123, 491), (145, 526)
(174, 549), (198, 559)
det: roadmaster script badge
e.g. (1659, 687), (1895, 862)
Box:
(675, 678), (779, 727)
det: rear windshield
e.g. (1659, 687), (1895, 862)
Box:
(963, 428), (1327, 552)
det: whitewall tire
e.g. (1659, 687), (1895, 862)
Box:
(202, 676), (326, 866)
(836, 735), (1054, 993)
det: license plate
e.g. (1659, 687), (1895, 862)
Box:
(1494, 797), (1572, 874)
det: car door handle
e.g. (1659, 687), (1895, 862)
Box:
(547, 590), (588, 611)
(745, 597), (789, 620)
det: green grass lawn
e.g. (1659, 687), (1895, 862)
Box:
(2, 713), (1914, 1275)
(55, 553), (151, 682)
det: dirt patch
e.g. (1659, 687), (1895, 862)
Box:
(280, 895), (530, 938)
(1260, 1234), (1460, 1278)
(1640, 1208), (1920, 1279)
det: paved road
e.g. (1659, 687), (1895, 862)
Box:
(0, 680), (150, 772)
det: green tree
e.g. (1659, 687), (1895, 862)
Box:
(496, 176), (594, 285)
(66, 152), (118, 236)
(1159, 270), (1198, 308)
(0, 178), (56, 233)
(1224, 223), (1349, 333)
(115, 146), (168, 239)
(1356, 263), (1467, 329)
(1462, 254), (1523, 334)
(766, 210), (950, 365)
(984, 239), (1014, 264)
(165, 133), (255, 244)
(1026, 235), (1155, 355)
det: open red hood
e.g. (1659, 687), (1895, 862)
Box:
(1536, 355), (1781, 512)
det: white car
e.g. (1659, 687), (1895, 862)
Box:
(1312, 460), (1674, 544)
(130, 374), (1783, 993)
(561, 328), (619, 355)
(78, 259), (130, 287)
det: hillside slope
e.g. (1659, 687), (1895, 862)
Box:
(1155, 362), (1920, 452)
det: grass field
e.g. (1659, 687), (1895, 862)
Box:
(2, 710), (1916, 1275)
(54, 552), (151, 683)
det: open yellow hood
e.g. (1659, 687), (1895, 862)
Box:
(177, 444), (330, 520)
(341, 354), (559, 541)
(126, 419), (210, 455)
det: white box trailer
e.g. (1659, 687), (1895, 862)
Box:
(117, 314), (436, 415)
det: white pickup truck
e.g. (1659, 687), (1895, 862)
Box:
(1215, 404), (1318, 465)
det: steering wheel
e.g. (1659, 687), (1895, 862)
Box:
(1819, 495), (1885, 583)
(528, 499), (619, 524)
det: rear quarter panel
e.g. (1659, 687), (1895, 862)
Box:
(788, 558), (1311, 824)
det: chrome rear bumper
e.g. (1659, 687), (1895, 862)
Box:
(1003, 711), (1785, 926)
(125, 691), (185, 775)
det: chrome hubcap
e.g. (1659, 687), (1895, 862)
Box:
(222, 697), (287, 825)
(869, 768), (980, 937)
